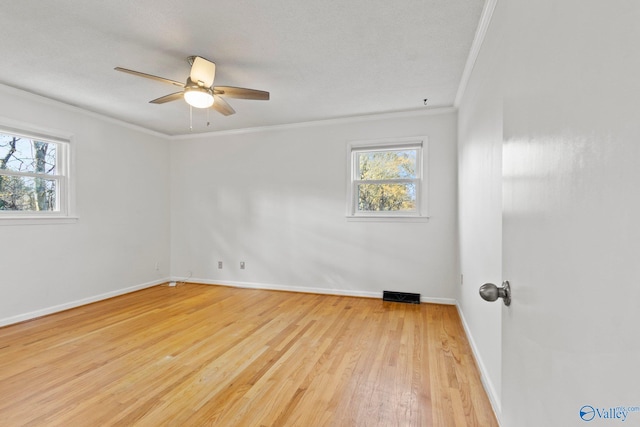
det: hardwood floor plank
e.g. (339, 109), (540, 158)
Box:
(0, 284), (498, 426)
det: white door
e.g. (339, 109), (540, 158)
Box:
(499, 2), (640, 426)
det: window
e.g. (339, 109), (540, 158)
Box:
(0, 127), (73, 222)
(347, 137), (426, 219)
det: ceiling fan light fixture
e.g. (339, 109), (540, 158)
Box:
(184, 86), (214, 108)
(115, 57), (268, 118)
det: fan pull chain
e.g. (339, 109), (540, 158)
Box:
(207, 108), (210, 127)
(189, 106), (193, 131)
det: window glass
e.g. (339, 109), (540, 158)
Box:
(357, 182), (416, 212)
(357, 150), (417, 180)
(0, 176), (57, 211)
(0, 135), (57, 175)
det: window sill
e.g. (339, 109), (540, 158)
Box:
(0, 216), (79, 226)
(346, 215), (430, 223)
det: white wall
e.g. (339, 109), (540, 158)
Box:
(170, 111), (459, 301)
(0, 85), (171, 325)
(0, 89), (459, 324)
(456, 0), (503, 417)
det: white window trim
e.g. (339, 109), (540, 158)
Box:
(346, 136), (429, 222)
(0, 118), (77, 225)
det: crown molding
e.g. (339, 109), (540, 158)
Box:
(0, 82), (458, 142)
(171, 107), (457, 140)
(454, 0), (499, 107)
(0, 83), (170, 140)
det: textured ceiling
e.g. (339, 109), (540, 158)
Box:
(1, 0), (484, 136)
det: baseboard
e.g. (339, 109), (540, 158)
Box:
(0, 276), (457, 328)
(0, 277), (169, 328)
(422, 295), (457, 305)
(456, 303), (503, 426)
(171, 277), (457, 305)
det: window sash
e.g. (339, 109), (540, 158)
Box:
(0, 131), (69, 216)
(353, 146), (420, 182)
(347, 139), (425, 218)
(353, 178), (418, 185)
(0, 169), (64, 180)
(0, 178), (66, 214)
(353, 180), (421, 214)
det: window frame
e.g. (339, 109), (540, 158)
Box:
(0, 120), (76, 225)
(346, 136), (428, 221)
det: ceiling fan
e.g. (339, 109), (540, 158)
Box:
(115, 56), (269, 116)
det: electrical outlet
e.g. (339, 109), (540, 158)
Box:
(218, 261), (223, 269)
(240, 261), (245, 270)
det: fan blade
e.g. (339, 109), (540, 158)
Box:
(149, 92), (184, 104)
(190, 56), (216, 87)
(114, 67), (184, 88)
(211, 95), (235, 116)
(214, 86), (270, 100)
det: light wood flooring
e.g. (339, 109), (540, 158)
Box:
(0, 284), (498, 426)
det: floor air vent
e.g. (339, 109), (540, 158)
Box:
(383, 291), (421, 304)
